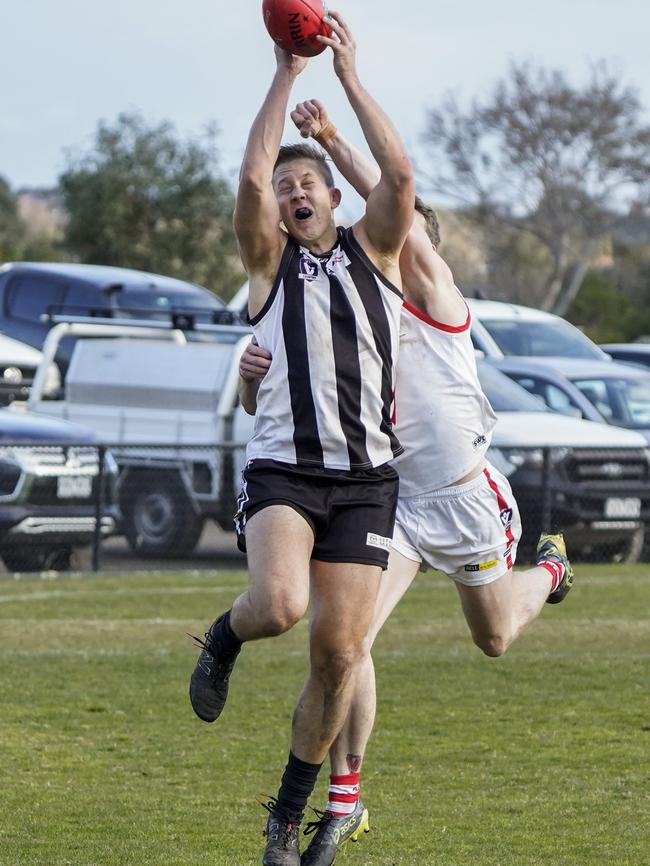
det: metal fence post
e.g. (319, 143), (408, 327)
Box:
(541, 447), (552, 530)
(92, 445), (105, 573)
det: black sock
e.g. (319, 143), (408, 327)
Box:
(212, 609), (243, 652)
(276, 751), (322, 818)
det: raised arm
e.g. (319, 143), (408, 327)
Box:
(291, 99), (380, 200)
(233, 48), (307, 312)
(318, 13), (414, 259)
(291, 101), (462, 318)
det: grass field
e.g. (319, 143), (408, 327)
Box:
(0, 565), (648, 866)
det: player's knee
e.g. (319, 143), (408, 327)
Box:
(259, 593), (306, 635)
(474, 632), (509, 658)
(311, 642), (359, 690)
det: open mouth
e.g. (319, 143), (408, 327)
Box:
(295, 207), (313, 221)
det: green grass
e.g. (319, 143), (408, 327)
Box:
(0, 565), (648, 866)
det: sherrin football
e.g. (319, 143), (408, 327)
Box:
(263, 0), (333, 58)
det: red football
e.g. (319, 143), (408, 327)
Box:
(262, 0), (332, 58)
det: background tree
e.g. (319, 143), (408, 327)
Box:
(0, 176), (26, 260)
(0, 178), (63, 263)
(60, 112), (243, 300)
(421, 63), (650, 315)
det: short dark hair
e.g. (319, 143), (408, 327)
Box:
(414, 195), (441, 247)
(273, 143), (335, 189)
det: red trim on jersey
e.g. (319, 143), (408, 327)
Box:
(403, 299), (471, 333)
(483, 467), (515, 569)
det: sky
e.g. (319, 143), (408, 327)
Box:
(2, 0), (650, 223)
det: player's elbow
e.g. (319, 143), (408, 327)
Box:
(237, 168), (269, 199)
(384, 154), (414, 192)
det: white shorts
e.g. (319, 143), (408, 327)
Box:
(391, 463), (522, 587)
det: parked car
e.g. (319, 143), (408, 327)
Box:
(21, 308), (650, 564)
(22, 324), (250, 558)
(600, 343), (650, 371)
(0, 262), (238, 374)
(0, 332), (61, 405)
(489, 357), (650, 444)
(476, 362), (650, 562)
(0, 409), (119, 571)
(468, 298), (608, 360)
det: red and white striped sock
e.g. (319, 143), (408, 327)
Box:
(539, 559), (565, 593)
(326, 772), (360, 817)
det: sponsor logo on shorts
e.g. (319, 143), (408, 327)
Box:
(299, 256), (319, 280)
(366, 532), (391, 551)
(472, 434), (487, 448)
(464, 559), (498, 572)
(500, 507), (513, 527)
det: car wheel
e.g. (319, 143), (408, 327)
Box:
(610, 527), (645, 564)
(120, 473), (203, 557)
(1, 546), (73, 573)
(582, 527), (645, 564)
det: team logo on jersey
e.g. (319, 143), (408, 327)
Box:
(464, 559), (498, 572)
(500, 507), (514, 527)
(299, 256), (319, 280)
(366, 532), (391, 551)
(472, 434), (487, 448)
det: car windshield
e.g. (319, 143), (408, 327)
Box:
(572, 376), (650, 429)
(116, 288), (223, 312)
(477, 363), (549, 412)
(481, 318), (602, 359)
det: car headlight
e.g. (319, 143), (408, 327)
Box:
(0, 448), (22, 496)
(3, 366), (23, 384)
(499, 447), (571, 471)
(500, 448), (545, 470)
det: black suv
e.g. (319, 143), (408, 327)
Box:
(0, 409), (119, 571)
(0, 262), (237, 373)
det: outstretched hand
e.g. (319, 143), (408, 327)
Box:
(316, 11), (357, 82)
(290, 99), (331, 139)
(274, 44), (309, 76)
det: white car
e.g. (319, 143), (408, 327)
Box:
(467, 298), (608, 361)
(232, 360), (649, 561)
(477, 363), (649, 562)
(0, 332), (60, 405)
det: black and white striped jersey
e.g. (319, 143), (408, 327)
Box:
(247, 227), (404, 471)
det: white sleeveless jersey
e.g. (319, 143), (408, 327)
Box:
(392, 298), (497, 495)
(247, 227), (404, 471)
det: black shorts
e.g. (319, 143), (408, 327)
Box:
(234, 459), (399, 569)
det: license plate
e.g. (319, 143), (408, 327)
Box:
(604, 497), (641, 519)
(57, 475), (93, 499)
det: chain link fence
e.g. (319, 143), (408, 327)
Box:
(1, 442), (648, 574)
